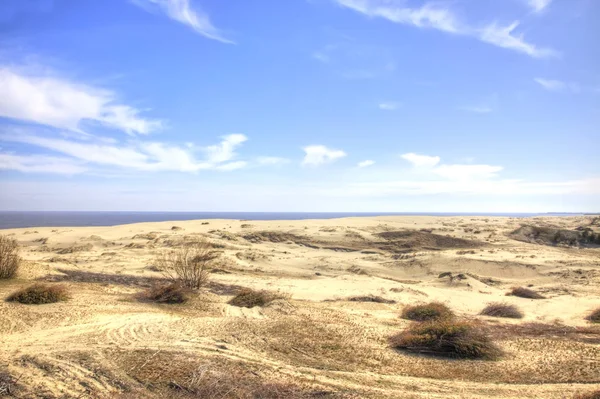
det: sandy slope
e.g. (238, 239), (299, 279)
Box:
(0, 216), (599, 398)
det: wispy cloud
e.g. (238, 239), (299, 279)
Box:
(302, 145), (346, 166)
(131, 0), (233, 43)
(526, 0), (552, 13)
(357, 160), (375, 167)
(332, 0), (557, 58)
(0, 67), (162, 135)
(458, 105), (493, 114)
(378, 102), (401, 110)
(534, 78), (581, 93)
(0, 153), (87, 175)
(0, 130), (249, 174)
(401, 153), (440, 168)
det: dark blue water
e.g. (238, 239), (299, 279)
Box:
(0, 211), (583, 229)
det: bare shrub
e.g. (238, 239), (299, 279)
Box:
(6, 284), (70, 304)
(347, 295), (396, 304)
(229, 288), (288, 308)
(586, 308), (600, 323)
(154, 239), (220, 289)
(0, 368), (19, 397)
(507, 286), (545, 299)
(401, 302), (454, 321)
(480, 302), (523, 319)
(0, 235), (20, 279)
(137, 283), (189, 304)
(390, 320), (502, 360)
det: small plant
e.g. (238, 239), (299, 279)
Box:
(390, 320), (502, 360)
(137, 283), (189, 304)
(401, 302), (454, 321)
(507, 287), (545, 299)
(228, 288), (288, 308)
(0, 235), (20, 279)
(480, 302), (523, 319)
(586, 308), (600, 324)
(154, 239), (220, 289)
(6, 284), (70, 304)
(347, 295), (396, 304)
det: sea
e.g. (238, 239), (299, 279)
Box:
(0, 211), (584, 229)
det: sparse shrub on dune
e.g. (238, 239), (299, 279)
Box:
(154, 239), (220, 290)
(347, 295), (396, 304)
(6, 284), (70, 304)
(390, 320), (502, 360)
(480, 302), (524, 319)
(0, 235), (20, 279)
(401, 302), (454, 321)
(507, 287), (545, 299)
(587, 308), (600, 324)
(137, 283), (189, 304)
(228, 288), (289, 308)
(574, 390), (600, 399)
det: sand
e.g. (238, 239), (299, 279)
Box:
(0, 215), (599, 398)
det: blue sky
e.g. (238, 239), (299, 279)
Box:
(0, 0), (598, 212)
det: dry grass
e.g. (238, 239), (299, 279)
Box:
(587, 307), (600, 323)
(480, 302), (523, 319)
(137, 283), (190, 304)
(0, 235), (20, 279)
(490, 322), (600, 344)
(390, 320), (502, 360)
(0, 368), (19, 397)
(347, 295), (396, 304)
(228, 288), (289, 308)
(507, 286), (545, 299)
(401, 302), (454, 321)
(6, 283), (70, 304)
(573, 391), (600, 399)
(154, 239), (220, 289)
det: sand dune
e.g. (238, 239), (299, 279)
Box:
(1, 216), (599, 398)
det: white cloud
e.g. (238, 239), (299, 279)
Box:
(333, 0), (557, 58)
(378, 102), (401, 110)
(526, 0), (552, 13)
(357, 160), (375, 168)
(0, 67), (162, 135)
(0, 153), (87, 175)
(131, 0), (233, 44)
(458, 105), (493, 114)
(302, 145), (346, 166)
(257, 156), (291, 166)
(401, 153), (440, 168)
(433, 164), (503, 180)
(0, 131), (249, 173)
(204, 134), (247, 163)
(534, 78), (582, 93)
(478, 21), (557, 58)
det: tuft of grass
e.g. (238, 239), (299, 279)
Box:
(137, 283), (189, 304)
(228, 288), (288, 308)
(507, 286), (545, 299)
(480, 302), (523, 319)
(586, 308), (600, 323)
(390, 320), (502, 360)
(347, 295), (396, 304)
(6, 283), (70, 304)
(574, 391), (600, 399)
(0, 235), (20, 279)
(401, 302), (454, 321)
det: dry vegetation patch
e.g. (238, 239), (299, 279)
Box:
(490, 322), (600, 344)
(401, 302), (454, 321)
(587, 308), (600, 323)
(0, 235), (20, 279)
(137, 283), (190, 304)
(480, 302), (523, 319)
(154, 239), (220, 289)
(574, 391), (600, 399)
(390, 320), (502, 360)
(507, 286), (545, 299)
(6, 283), (70, 304)
(347, 295), (395, 304)
(228, 288), (289, 308)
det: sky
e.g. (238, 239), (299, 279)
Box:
(0, 0), (598, 212)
